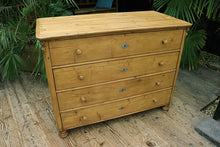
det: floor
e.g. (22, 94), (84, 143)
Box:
(0, 66), (219, 147)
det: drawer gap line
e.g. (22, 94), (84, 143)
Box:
(59, 87), (173, 113)
(52, 49), (180, 69)
(56, 69), (176, 93)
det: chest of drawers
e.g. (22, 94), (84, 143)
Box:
(36, 11), (191, 138)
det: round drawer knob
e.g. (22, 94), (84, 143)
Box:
(78, 75), (84, 80)
(80, 96), (87, 102)
(162, 40), (168, 44)
(155, 82), (160, 86)
(153, 99), (158, 103)
(158, 62), (164, 66)
(76, 49), (82, 55)
(81, 116), (87, 120)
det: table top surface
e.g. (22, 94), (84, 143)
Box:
(36, 11), (191, 40)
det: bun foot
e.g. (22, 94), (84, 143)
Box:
(59, 130), (68, 138)
(162, 105), (169, 111)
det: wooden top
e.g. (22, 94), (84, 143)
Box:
(36, 11), (191, 40)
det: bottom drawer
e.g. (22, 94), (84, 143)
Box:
(61, 88), (172, 129)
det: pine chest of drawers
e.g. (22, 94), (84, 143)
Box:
(36, 11), (191, 138)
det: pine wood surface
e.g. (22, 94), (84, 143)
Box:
(41, 41), (63, 132)
(36, 11), (191, 40)
(166, 29), (187, 108)
(35, 11), (192, 137)
(51, 50), (180, 70)
(49, 30), (182, 66)
(0, 67), (218, 146)
(61, 88), (172, 129)
(57, 71), (175, 111)
(53, 52), (179, 91)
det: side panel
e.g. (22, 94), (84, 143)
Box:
(41, 41), (63, 131)
(168, 29), (187, 106)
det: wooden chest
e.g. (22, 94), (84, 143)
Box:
(36, 11), (191, 138)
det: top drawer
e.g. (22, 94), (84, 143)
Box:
(49, 30), (183, 66)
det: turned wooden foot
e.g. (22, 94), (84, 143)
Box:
(162, 105), (170, 111)
(59, 130), (68, 138)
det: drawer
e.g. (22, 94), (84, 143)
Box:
(53, 52), (179, 91)
(58, 71), (175, 111)
(49, 30), (183, 66)
(61, 89), (172, 129)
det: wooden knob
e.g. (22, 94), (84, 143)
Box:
(155, 82), (160, 86)
(153, 99), (158, 103)
(162, 40), (168, 44)
(80, 96), (87, 102)
(81, 116), (87, 121)
(78, 75), (84, 80)
(158, 62), (164, 66)
(76, 49), (82, 55)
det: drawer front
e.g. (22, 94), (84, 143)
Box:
(53, 52), (179, 91)
(50, 30), (183, 66)
(50, 35), (123, 66)
(58, 72), (175, 111)
(61, 89), (172, 129)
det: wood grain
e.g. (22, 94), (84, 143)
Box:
(0, 90), (22, 147)
(53, 52), (179, 90)
(61, 88), (172, 129)
(168, 29), (187, 108)
(41, 41), (63, 131)
(4, 82), (50, 146)
(36, 11), (192, 138)
(52, 49), (180, 70)
(36, 11), (191, 40)
(49, 30), (182, 66)
(0, 67), (217, 146)
(57, 71), (175, 111)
